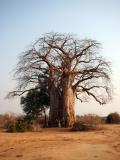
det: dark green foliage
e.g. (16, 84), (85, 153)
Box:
(21, 87), (50, 120)
(106, 112), (120, 124)
(15, 118), (32, 132)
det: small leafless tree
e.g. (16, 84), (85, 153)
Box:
(7, 33), (112, 127)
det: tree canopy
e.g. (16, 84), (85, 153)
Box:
(7, 32), (112, 127)
(21, 88), (50, 119)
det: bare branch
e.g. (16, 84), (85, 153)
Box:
(7, 32), (112, 107)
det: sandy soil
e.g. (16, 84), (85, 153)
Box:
(0, 125), (120, 160)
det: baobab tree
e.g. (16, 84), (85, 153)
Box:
(7, 33), (112, 127)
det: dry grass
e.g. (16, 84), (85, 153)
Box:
(0, 113), (17, 129)
(76, 114), (104, 125)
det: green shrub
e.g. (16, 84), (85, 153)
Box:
(7, 117), (33, 132)
(106, 112), (120, 124)
(15, 119), (28, 132)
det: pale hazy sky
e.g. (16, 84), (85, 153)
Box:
(0, 0), (120, 116)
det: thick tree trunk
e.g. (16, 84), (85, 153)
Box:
(48, 68), (75, 128)
(48, 83), (59, 127)
(58, 94), (64, 127)
(62, 75), (75, 127)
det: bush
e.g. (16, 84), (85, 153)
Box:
(15, 118), (32, 132)
(7, 117), (33, 132)
(106, 112), (120, 124)
(7, 120), (16, 132)
(1, 113), (46, 132)
(76, 114), (104, 125)
(71, 114), (104, 132)
(71, 121), (97, 131)
(0, 113), (17, 129)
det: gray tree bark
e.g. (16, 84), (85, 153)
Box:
(48, 85), (59, 127)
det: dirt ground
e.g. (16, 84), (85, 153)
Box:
(0, 125), (120, 160)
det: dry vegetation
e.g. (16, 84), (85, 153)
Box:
(0, 113), (120, 160)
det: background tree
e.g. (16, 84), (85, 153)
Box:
(21, 89), (49, 117)
(21, 79), (50, 126)
(106, 112), (120, 124)
(7, 32), (112, 127)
